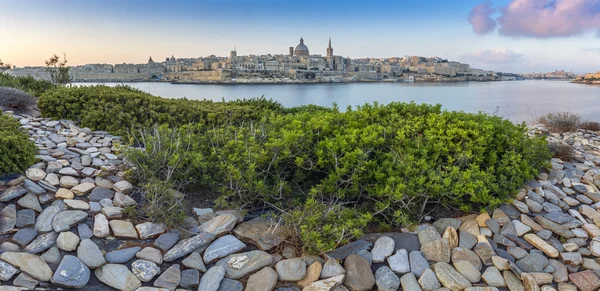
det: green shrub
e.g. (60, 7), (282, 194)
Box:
(0, 112), (38, 175)
(0, 73), (55, 97)
(128, 102), (550, 250)
(536, 111), (581, 133)
(0, 87), (35, 108)
(39, 85), (282, 135)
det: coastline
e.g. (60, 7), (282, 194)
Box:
(72, 78), (507, 85)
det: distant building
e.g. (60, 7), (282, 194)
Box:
(294, 37), (310, 56)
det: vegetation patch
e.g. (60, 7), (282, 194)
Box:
(536, 111), (581, 133)
(579, 121), (600, 131)
(0, 87), (35, 109)
(0, 73), (55, 97)
(0, 111), (38, 175)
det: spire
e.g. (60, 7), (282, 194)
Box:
(300, 36), (304, 44)
(328, 37), (332, 48)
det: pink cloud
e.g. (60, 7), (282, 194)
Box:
(469, 1), (497, 35)
(460, 48), (526, 64)
(469, 0), (600, 38)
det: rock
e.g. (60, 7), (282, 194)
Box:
(232, 218), (285, 251)
(459, 219), (481, 237)
(371, 236), (395, 263)
(95, 264), (142, 291)
(522, 273), (541, 291)
(409, 251), (429, 277)
(135, 222), (167, 239)
(321, 258), (346, 278)
(0, 260), (19, 281)
(63, 199), (90, 210)
(113, 180), (133, 194)
(548, 259), (568, 283)
(13, 273), (38, 290)
(0, 204), (17, 234)
(23, 231), (58, 254)
(560, 252), (583, 265)
(180, 269), (199, 288)
(137, 247), (163, 264)
(105, 247), (142, 263)
(14, 209), (34, 228)
(0, 186), (27, 202)
(93, 213), (110, 237)
(400, 273), (422, 291)
(90, 187), (115, 202)
(535, 216), (575, 238)
(198, 266), (226, 291)
(59, 176), (78, 189)
(217, 278), (244, 291)
(275, 258), (306, 281)
(181, 252), (206, 272)
(516, 252), (548, 272)
(114, 191), (137, 207)
(163, 232), (215, 262)
(343, 254), (375, 291)
(298, 262), (322, 287)
(101, 206), (123, 219)
(52, 210), (87, 232)
(200, 214), (237, 237)
(215, 250), (274, 279)
(387, 249), (410, 274)
(0, 252), (53, 281)
(568, 270), (600, 291)
(481, 266), (505, 287)
(418, 226), (442, 245)
(131, 259), (161, 282)
(474, 241), (496, 266)
(375, 266), (400, 291)
(77, 239), (106, 269)
(503, 270), (524, 291)
(56, 231), (80, 251)
(17, 193), (42, 212)
(41, 247), (62, 265)
(204, 234), (246, 263)
(154, 264), (180, 290)
(453, 260), (481, 283)
(246, 267), (278, 291)
(109, 220), (138, 239)
(524, 234), (559, 258)
(303, 275), (344, 291)
(418, 268), (441, 290)
(23, 179), (46, 194)
(434, 218), (462, 234)
(459, 230), (477, 249)
(432, 262), (472, 291)
(443, 227), (459, 249)
(50, 255), (90, 288)
(421, 238), (450, 263)
(154, 232), (180, 251)
(514, 220), (532, 236)
(12, 227), (38, 247)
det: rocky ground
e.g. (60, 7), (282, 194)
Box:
(1, 113), (600, 291)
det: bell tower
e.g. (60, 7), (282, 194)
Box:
(326, 37), (333, 57)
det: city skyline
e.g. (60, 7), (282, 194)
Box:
(2, 0), (600, 73)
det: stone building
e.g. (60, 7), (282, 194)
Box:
(294, 37), (310, 56)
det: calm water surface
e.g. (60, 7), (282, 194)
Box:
(75, 80), (600, 123)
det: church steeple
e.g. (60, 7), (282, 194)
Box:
(326, 37), (333, 57)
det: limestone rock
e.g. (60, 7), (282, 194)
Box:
(95, 263), (142, 291)
(418, 268), (441, 290)
(375, 266), (400, 291)
(453, 260), (481, 283)
(109, 220), (138, 239)
(182, 252), (206, 272)
(215, 250), (274, 279)
(56, 231), (80, 251)
(275, 258), (306, 282)
(50, 255), (90, 288)
(0, 204), (17, 234)
(232, 217), (285, 251)
(387, 249), (410, 274)
(93, 213), (110, 237)
(400, 273), (422, 291)
(321, 258), (346, 278)
(421, 238), (450, 263)
(246, 267), (278, 291)
(137, 247), (163, 264)
(298, 262), (322, 287)
(131, 259), (161, 282)
(198, 266), (226, 291)
(204, 234), (246, 263)
(154, 264), (181, 290)
(52, 210), (87, 232)
(0, 252), (53, 282)
(77, 239), (106, 269)
(431, 262), (472, 291)
(135, 221), (167, 239)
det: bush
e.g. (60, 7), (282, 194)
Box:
(536, 112), (581, 133)
(579, 121), (600, 131)
(38, 85), (283, 136)
(0, 73), (55, 97)
(0, 112), (38, 175)
(548, 142), (573, 161)
(0, 87), (35, 108)
(127, 102), (550, 254)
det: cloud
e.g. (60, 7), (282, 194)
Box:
(469, 0), (600, 38)
(460, 48), (526, 64)
(584, 47), (600, 52)
(468, 1), (497, 35)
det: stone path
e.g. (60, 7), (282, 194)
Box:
(0, 113), (599, 290)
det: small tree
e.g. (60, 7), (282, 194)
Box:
(0, 59), (11, 70)
(45, 53), (71, 85)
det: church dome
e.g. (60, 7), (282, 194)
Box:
(294, 37), (310, 56)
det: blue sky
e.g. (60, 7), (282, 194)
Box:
(1, 0), (600, 73)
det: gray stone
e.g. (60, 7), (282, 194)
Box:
(113, 180), (133, 194)
(90, 187), (115, 202)
(421, 238), (451, 263)
(180, 269), (200, 289)
(77, 223), (93, 240)
(433, 218), (462, 234)
(217, 278), (244, 291)
(387, 249), (410, 274)
(13, 273), (38, 290)
(23, 179), (46, 195)
(34, 206), (61, 232)
(246, 267), (278, 291)
(56, 231), (80, 251)
(109, 220), (138, 239)
(198, 266), (226, 291)
(375, 266), (400, 291)
(41, 247), (62, 265)
(204, 234), (246, 263)
(137, 247), (163, 264)
(215, 250), (274, 279)
(275, 258), (306, 282)
(200, 213), (238, 237)
(326, 239), (373, 260)
(163, 231), (215, 262)
(371, 236), (395, 263)
(516, 252), (548, 272)
(52, 210), (87, 232)
(51, 255), (90, 288)
(131, 259), (161, 282)
(431, 262), (472, 291)
(356, 249), (372, 265)
(0, 186), (27, 202)
(17, 193), (42, 212)
(320, 258), (345, 278)
(23, 231), (58, 254)
(0, 252), (53, 282)
(343, 254), (375, 291)
(95, 264), (141, 291)
(59, 176), (78, 189)
(154, 232), (180, 251)
(545, 212), (574, 224)
(453, 260), (481, 283)
(459, 230), (477, 249)
(12, 228), (38, 246)
(452, 247), (483, 271)
(135, 221), (167, 239)
(77, 239), (106, 269)
(418, 268), (441, 290)
(232, 217), (285, 251)
(400, 273), (422, 291)
(418, 226), (442, 245)
(154, 264), (181, 290)
(0, 259), (19, 281)
(409, 251), (430, 277)
(181, 252), (206, 272)
(105, 247), (142, 263)
(481, 266), (506, 287)
(0, 204), (16, 234)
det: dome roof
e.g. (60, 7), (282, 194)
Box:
(294, 37), (309, 56)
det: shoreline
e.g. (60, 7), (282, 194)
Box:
(72, 78), (508, 85)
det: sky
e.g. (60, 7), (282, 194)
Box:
(1, 0), (600, 73)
